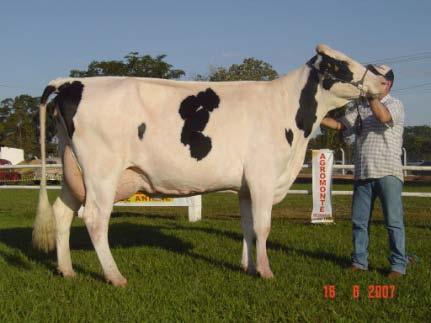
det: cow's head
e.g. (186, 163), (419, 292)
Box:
(309, 44), (387, 107)
(295, 44), (387, 138)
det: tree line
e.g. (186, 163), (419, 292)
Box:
(0, 52), (430, 162)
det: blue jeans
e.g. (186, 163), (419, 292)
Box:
(351, 176), (407, 274)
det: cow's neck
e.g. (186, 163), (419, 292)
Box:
(279, 64), (338, 140)
(270, 66), (331, 202)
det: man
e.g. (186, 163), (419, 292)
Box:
(321, 64), (407, 278)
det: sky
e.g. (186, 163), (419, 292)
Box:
(1, 0), (430, 125)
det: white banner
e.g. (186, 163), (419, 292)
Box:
(78, 192), (202, 222)
(311, 149), (334, 224)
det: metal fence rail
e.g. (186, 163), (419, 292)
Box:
(3, 164), (431, 170)
(1, 164), (431, 197)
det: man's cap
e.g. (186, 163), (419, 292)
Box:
(368, 64), (394, 83)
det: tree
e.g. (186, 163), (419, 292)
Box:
(0, 98), (14, 144)
(0, 95), (40, 159)
(205, 58), (278, 81)
(70, 52), (185, 79)
(403, 126), (431, 161)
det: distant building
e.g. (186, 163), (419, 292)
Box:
(0, 146), (24, 164)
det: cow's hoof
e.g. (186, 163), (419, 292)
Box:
(57, 268), (76, 278)
(106, 275), (128, 287)
(258, 268), (274, 279)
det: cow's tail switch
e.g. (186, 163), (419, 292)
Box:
(32, 84), (57, 252)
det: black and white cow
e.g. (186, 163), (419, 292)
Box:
(33, 44), (386, 286)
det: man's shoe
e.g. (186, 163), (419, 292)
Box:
(387, 271), (404, 279)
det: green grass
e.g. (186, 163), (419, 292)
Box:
(0, 188), (430, 322)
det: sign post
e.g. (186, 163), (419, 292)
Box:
(311, 149), (334, 224)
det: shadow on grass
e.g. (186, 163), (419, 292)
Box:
(0, 216), (358, 283)
(0, 227), (57, 272)
(0, 222), (190, 278)
(0, 221), (245, 282)
(164, 224), (352, 269)
(0, 248), (34, 270)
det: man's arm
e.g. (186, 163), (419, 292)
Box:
(368, 98), (392, 123)
(321, 117), (346, 131)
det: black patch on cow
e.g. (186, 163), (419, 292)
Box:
(322, 77), (337, 90)
(295, 68), (319, 138)
(41, 85), (56, 105)
(307, 55), (318, 67)
(285, 128), (293, 146)
(319, 53), (353, 90)
(138, 123), (146, 140)
(54, 81), (84, 137)
(179, 88), (220, 161)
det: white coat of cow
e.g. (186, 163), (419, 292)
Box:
(33, 44), (386, 286)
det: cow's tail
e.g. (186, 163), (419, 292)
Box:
(32, 84), (58, 252)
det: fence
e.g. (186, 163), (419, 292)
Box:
(1, 163), (431, 197)
(298, 164), (431, 197)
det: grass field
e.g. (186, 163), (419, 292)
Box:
(0, 185), (430, 322)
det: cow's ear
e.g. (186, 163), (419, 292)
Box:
(316, 44), (331, 56)
(307, 55), (319, 68)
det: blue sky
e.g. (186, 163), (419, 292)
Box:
(1, 0), (430, 125)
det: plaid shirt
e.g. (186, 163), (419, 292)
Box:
(339, 94), (405, 182)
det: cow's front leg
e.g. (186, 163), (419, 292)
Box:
(253, 206), (274, 278)
(239, 195), (256, 274)
(249, 183), (274, 279)
(53, 184), (81, 277)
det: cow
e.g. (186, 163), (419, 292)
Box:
(32, 44), (386, 286)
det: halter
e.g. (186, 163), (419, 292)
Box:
(307, 60), (370, 98)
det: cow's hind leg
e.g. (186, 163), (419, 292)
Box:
(239, 194), (256, 274)
(82, 174), (127, 287)
(53, 184), (81, 277)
